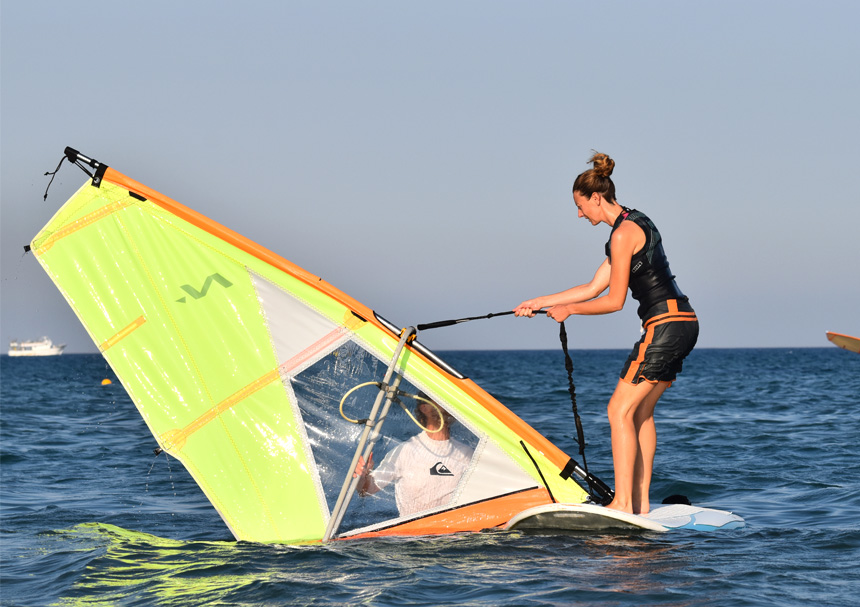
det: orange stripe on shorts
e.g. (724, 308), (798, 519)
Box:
(624, 324), (655, 384)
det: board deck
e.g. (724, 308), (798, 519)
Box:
(505, 502), (744, 533)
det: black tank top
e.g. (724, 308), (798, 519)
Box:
(605, 208), (686, 319)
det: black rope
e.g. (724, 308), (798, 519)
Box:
(558, 321), (603, 502)
(42, 155), (69, 201)
(43, 147), (109, 202)
(520, 440), (556, 503)
(558, 322), (586, 471)
(417, 310), (545, 331)
(43, 149), (96, 201)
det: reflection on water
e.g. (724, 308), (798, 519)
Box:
(46, 523), (698, 607)
(51, 524), (257, 606)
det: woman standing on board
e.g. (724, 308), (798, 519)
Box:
(514, 152), (698, 515)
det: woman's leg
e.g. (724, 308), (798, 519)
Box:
(606, 379), (668, 514)
(631, 381), (669, 514)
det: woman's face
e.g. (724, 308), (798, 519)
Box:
(573, 191), (601, 225)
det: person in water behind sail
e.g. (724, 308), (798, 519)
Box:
(354, 398), (473, 517)
(514, 151), (699, 516)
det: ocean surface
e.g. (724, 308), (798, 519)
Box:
(1, 348), (858, 606)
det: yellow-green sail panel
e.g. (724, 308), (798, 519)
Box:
(34, 181), (327, 542)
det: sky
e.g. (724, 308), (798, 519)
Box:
(2, 1), (858, 353)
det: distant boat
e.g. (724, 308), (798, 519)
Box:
(826, 331), (860, 354)
(7, 337), (66, 357)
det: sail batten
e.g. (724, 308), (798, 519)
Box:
(33, 152), (589, 544)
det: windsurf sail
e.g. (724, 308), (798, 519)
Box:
(31, 147), (590, 544)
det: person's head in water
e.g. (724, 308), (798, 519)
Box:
(572, 152), (620, 224)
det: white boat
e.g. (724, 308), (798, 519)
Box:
(7, 337), (66, 357)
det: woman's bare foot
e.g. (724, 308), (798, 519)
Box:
(605, 499), (633, 514)
(633, 502), (650, 516)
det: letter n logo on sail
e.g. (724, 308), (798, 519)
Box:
(177, 273), (233, 303)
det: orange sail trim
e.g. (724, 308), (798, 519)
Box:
(278, 327), (350, 375)
(99, 316), (147, 352)
(159, 368), (281, 452)
(33, 199), (134, 255)
(101, 168), (577, 473)
(343, 487), (552, 540)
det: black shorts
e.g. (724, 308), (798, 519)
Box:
(620, 299), (699, 385)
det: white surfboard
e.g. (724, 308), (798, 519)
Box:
(505, 502), (744, 533)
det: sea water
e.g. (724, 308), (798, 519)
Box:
(1, 348), (858, 606)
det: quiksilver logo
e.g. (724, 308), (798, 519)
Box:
(430, 462), (454, 476)
(177, 273), (233, 303)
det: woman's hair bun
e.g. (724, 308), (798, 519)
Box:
(588, 152), (615, 178)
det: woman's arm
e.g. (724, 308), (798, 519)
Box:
(546, 221), (642, 321)
(514, 259), (612, 317)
